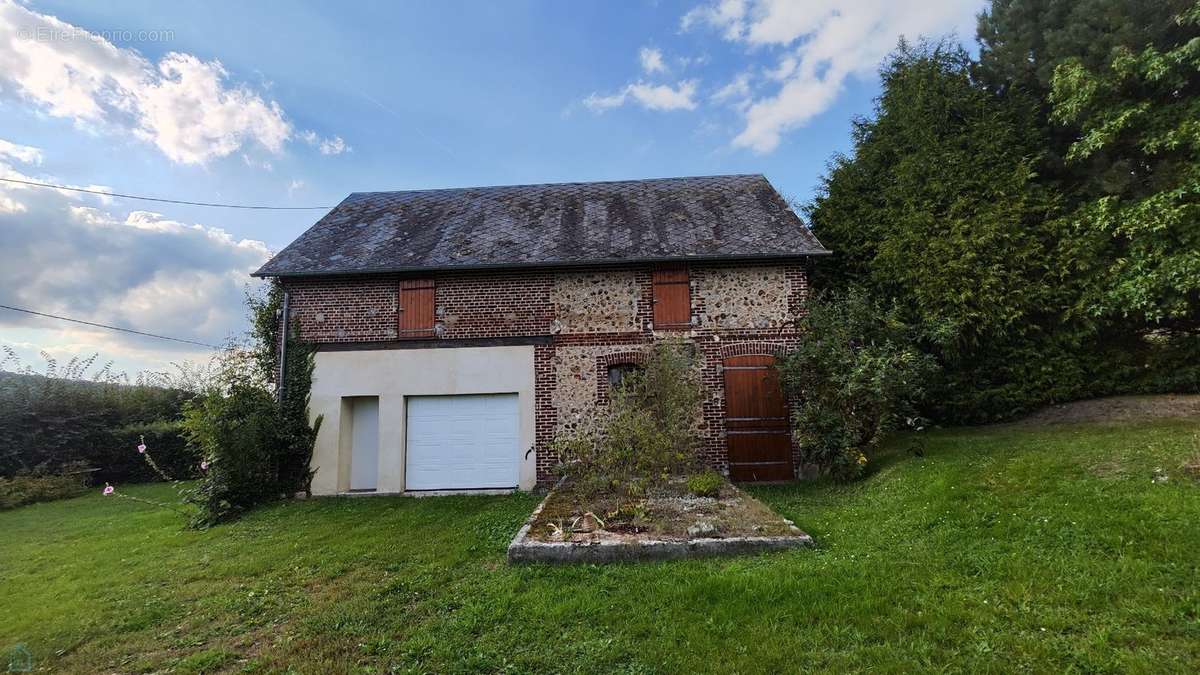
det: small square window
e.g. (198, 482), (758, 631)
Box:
(607, 363), (642, 390)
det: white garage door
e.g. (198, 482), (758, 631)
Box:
(405, 394), (519, 491)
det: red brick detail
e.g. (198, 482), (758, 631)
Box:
(533, 343), (557, 480)
(718, 341), (791, 358)
(595, 349), (650, 404)
(436, 270), (554, 339)
(284, 276), (399, 342)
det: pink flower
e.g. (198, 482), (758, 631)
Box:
(103, 484), (114, 496)
(200, 460), (209, 470)
(137, 443), (147, 454)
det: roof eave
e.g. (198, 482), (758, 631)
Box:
(252, 250), (832, 279)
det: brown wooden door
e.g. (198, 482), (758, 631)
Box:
(723, 354), (793, 481)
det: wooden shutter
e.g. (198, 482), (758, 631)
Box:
(652, 267), (691, 329)
(398, 279), (435, 338)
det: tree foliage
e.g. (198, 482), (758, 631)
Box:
(182, 281), (320, 526)
(1050, 4), (1200, 330)
(779, 290), (936, 481)
(810, 42), (1061, 345)
(976, 0), (1193, 96)
(809, 41), (1084, 420)
(807, 6), (1200, 422)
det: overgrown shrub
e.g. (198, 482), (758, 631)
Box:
(687, 470), (723, 498)
(779, 289), (937, 480)
(182, 283), (321, 527)
(0, 464), (89, 510)
(553, 339), (703, 498)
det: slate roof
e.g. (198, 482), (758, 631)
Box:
(254, 174), (828, 277)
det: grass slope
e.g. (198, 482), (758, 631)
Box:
(2, 419), (1198, 673)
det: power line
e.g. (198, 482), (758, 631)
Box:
(0, 304), (221, 349)
(0, 177), (335, 210)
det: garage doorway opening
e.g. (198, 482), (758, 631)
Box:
(346, 396), (379, 492)
(405, 393), (519, 491)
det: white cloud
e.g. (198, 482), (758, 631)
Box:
(712, 72), (752, 104)
(681, 0), (749, 41)
(319, 136), (350, 155)
(639, 46), (667, 74)
(584, 80), (699, 113)
(0, 2), (345, 164)
(682, 0), (983, 153)
(242, 153), (273, 171)
(0, 143), (269, 374)
(0, 138), (42, 164)
(301, 130), (351, 155)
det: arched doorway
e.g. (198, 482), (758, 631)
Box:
(722, 354), (793, 481)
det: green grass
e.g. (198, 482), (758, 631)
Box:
(2, 419), (1198, 673)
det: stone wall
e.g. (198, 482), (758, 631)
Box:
(694, 265), (793, 331)
(551, 344), (649, 436)
(550, 270), (640, 334)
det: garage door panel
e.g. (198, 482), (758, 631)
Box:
(405, 394), (519, 490)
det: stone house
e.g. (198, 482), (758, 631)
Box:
(254, 174), (829, 495)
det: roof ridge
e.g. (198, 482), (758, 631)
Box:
(348, 173), (765, 197)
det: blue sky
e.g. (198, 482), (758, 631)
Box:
(0, 0), (983, 377)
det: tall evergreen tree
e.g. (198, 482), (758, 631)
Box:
(1050, 2), (1200, 334)
(976, 0), (1192, 95)
(809, 41), (1077, 420)
(976, 0), (1195, 195)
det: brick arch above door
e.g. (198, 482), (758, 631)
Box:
(717, 341), (791, 359)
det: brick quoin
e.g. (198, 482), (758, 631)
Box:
(282, 261), (810, 484)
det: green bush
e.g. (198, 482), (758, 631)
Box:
(553, 339), (703, 498)
(182, 283), (321, 527)
(686, 470), (723, 498)
(0, 465), (89, 510)
(779, 289), (937, 481)
(111, 420), (198, 482)
(183, 380), (283, 524)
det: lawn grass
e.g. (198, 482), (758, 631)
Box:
(2, 419), (1198, 673)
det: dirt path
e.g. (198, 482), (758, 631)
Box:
(1011, 394), (1200, 426)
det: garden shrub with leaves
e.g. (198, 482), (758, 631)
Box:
(0, 463), (89, 510)
(553, 339), (703, 499)
(687, 470), (723, 498)
(182, 283), (320, 527)
(779, 290), (937, 481)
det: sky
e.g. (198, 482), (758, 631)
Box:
(0, 0), (985, 379)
